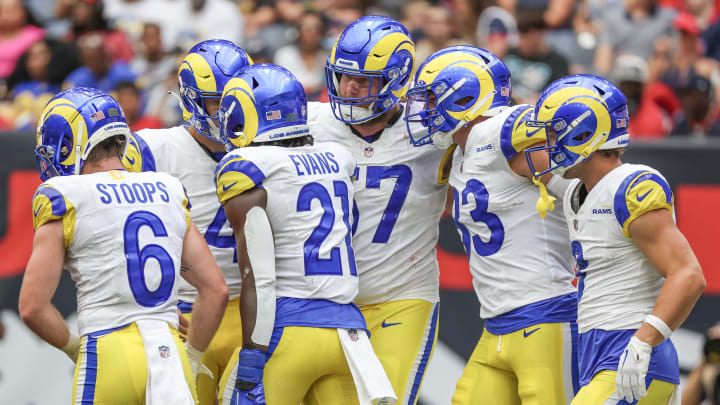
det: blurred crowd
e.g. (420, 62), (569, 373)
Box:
(1, 0), (719, 137)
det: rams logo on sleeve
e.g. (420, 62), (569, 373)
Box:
(215, 155), (266, 203)
(499, 105), (541, 161)
(613, 170), (673, 237)
(122, 133), (157, 173)
(32, 184), (76, 247)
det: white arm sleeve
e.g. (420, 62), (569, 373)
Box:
(244, 206), (276, 347)
(546, 175), (575, 199)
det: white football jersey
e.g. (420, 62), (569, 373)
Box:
(449, 105), (575, 319)
(216, 142), (359, 303)
(308, 102), (450, 305)
(31, 170), (190, 336)
(123, 126), (242, 302)
(563, 163), (673, 333)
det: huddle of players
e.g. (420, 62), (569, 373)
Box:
(17, 14), (706, 405)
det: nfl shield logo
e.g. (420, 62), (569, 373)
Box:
(348, 329), (359, 342)
(158, 345), (170, 359)
(573, 219), (579, 231)
(364, 147), (373, 157)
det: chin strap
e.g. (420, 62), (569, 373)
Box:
(73, 123), (84, 175)
(531, 175), (556, 219)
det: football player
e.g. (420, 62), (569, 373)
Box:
(525, 74), (706, 404)
(122, 39), (252, 404)
(214, 64), (394, 405)
(18, 88), (228, 404)
(406, 46), (579, 404)
(310, 16), (450, 404)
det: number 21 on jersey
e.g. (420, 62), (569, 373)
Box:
(297, 180), (357, 277)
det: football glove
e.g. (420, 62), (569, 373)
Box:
(615, 336), (652, 402)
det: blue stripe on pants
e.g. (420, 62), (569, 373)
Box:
(81, 336), (98, 404)
(407, 303), (439, 405)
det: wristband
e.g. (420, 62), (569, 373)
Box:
(61, 332), (81, 362)
(645, 314), (672, 340)
(186, 342), (204, 362)
(237, 348), (266, 383)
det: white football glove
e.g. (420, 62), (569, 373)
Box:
(615, 336), (653, 402)
(186, 342), (214, 380)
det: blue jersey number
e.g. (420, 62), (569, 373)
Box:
(571, 240), (589, 300)
(453, 179), (505, 257)
(124, 211), (176, 307)
(297, 181), (357, 277)
(365, 165), (412, 243)
(205, 205), (237, 263)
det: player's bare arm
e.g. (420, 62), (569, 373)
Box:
(19, 220), (78, 360)
(179, 220), (229, 352)
(629, 208), (706, 346)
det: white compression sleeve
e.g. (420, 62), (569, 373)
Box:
(243, 206), (276, 347)
(546, 174), (574, 199)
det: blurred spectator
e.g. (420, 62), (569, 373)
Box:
(683, 322), (720, 405)
(0, 0), (45, 80)
(368, 0), (405, 20)
(62, 0), (134, 62)
(244, 36), (274, 64)
(63, 33), (137, 92)
(243, 0), (304, 56)
(115, 81), (163, 131)
(101, 0), (185, 53)
(401, 0), (430, 42)
(594, 0), (676, 75)
(516, 0), (578, 67)
(454, 0), (482, 43)
(246, 0), (304, 37)
(697, 0), (720, 62)
(144, 50), (184, 127)
(415, 6), (465, 66)
(657, 11), (720, 113)
(132, 22), (176, 92)
(504, 8), (569, 104)
(475, 3), (519, 59)
(174, 0), (244, 52)
(6, 39), (80, 129)
(274, 11), (328, 100)
(612, 55), (675, 138)
(323, 3), (365, 40)
(7, 39), (80, 97)
(672, 73), (720, 136)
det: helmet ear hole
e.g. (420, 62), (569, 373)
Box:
(232, 124), (244, 134)
(455, 96), (474, 106)
(572, 132), (591, 142)
(60, 135), (73, 160)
